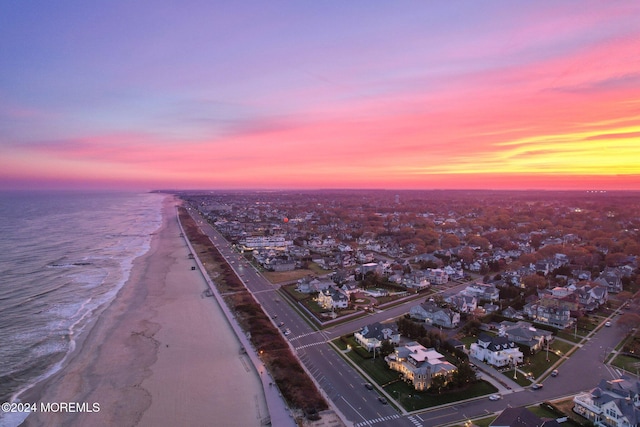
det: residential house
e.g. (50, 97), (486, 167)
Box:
(401, 271), (430, 290)
(502, 306), (523, 320)
(414, 253), (443, 266)
(573, 377), (640, 427)
(361, 262), (381, 275)
(443, 265), (464, 280)
(483, 303), (500, 314)
(572, 269), (592, 281)
(469, 261), (482, 272)
(535, 260), (551, 276)
(446, 294), (478, 313)
(409, 301), (460, 328)
(469, 333), (524, 368)
(354, 322), (400, 352)
(425, 268), (449, 285)
(315, 286), (349, 310)
(595, 271), (623, 293)
(267, 258), (296, 272)
(462, 283), (500, 302)
(296, 277), (334, 294)
(499, 321), (553, 354)
(573, 284), (609, 312)
(524, 301), (573, 329)
(239, 235), (290, 251)
(340, 282), (360, 295)
(385, 342), (457, 391)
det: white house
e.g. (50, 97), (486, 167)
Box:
(499, 321), (553, 353)
(445, 294), (478, 313)
(469, 333), (523, 368)
(425, 268), (449, 285)
(462, 283), (500, 302)
(354, 322), (400, 352)
(409, 301), (460, 328)
(315, 287), (349, 310)
(573, 377), (640, 427)
(385, 342), (457, 391)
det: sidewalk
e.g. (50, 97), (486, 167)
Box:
(178, 214), (297, 427)
(470, 357), (524, 395)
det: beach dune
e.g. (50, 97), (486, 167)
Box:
(23, 196), (267, 427)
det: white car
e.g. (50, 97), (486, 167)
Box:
(605, 321), (612, 327)
(489, 394), (501, 401)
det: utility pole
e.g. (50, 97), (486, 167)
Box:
(546, 338), (550, 362)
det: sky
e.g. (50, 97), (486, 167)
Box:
(1, 1), (640, 191)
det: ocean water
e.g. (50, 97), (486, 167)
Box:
(0, 191), (165, 425)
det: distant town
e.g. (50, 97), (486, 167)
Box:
(176, 189), (640, 427)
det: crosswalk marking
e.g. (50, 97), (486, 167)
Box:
(407, 415), (423, 426)
(294, 341), (326, 350)
(290, 331), (321, 341)
(354, 414), (401, 426)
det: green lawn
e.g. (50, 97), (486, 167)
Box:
(385, 379), (497, 411)
(551, 339), (575, 356)
(611, 354), (640, 375)
(503, 368), (532, 387)
(346, 352), (401, 385)
(556, 330), (584, 343)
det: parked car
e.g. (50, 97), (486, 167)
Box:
(378, 397), (387, 404)
(532, 383), (544, 390)
(364, 383), (374, 390)
(605, 321), (612, 327)
(489, 394), (501, 401)
(551, 370), (558, 377)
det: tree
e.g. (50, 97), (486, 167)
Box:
(459, 246), (476, 264)
(617, 313), (640, 332)
(523, 274), (547, 290)
(441, 233), (461, 249)
(428, 374), (447, 394)
(380, 340), (395, 357)
(452, 362), (477, 387)
(467, 235), (491, 251)
(605, 252), (628, 267)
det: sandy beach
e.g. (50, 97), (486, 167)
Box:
(22, 195), (267, 427)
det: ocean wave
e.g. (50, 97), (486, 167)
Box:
(0, 191), (165, 411)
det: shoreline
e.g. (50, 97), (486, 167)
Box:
(20, 195), (267, 426)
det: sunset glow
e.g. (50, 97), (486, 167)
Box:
(1, 2), (639, 190)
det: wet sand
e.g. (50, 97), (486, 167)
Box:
(22, 196), (267, 427)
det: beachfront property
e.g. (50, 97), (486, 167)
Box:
(469, 333), (524, 368)
(238, 235), (291, 251)
(385, 342), (457, 391)
(353, 322), (400, 352)
(573, 377), (640, 427)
